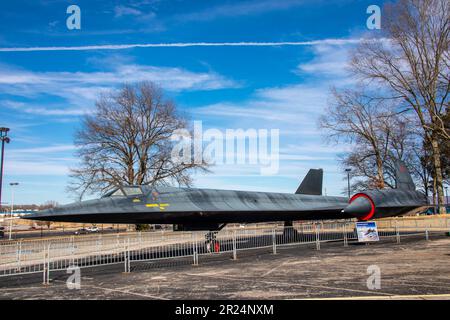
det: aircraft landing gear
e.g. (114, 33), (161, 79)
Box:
(283, 221), (300, 242)
(205, 231), (219, 253)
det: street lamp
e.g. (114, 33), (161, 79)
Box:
(9, 182), (18, 240)
(0, 127), (10, 213)
(345, 168), (352, 199)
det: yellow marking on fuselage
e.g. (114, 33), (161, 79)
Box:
(146, 204), (159, 207)
(146, 203), (170, 210)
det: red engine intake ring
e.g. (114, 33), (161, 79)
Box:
(349, 193), (375, 221)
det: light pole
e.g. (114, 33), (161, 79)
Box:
(0, 127), (10, 213)
(8, 182), (18, 240)
(345, 168), (351, 199)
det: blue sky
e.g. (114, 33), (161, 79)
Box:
(0, 0), (384, 205)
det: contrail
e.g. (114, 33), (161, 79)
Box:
(0, 38), (383, 52)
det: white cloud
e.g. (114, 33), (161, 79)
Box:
(113, 5), (157, 22)
(2, 101), (88, 116)
(114, 5), (143, 17)
(5, 144), (76, 176)
(0, 62), (238, 116)
(11, 145), (76, 154)
(0, 64), (236, 91)
(280, 143), (351, 155)
(296, 44), (352, 78)
(6, 161), (70, 176)
(193, 82), (329, 126)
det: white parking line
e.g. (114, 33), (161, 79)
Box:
(184, 273), (396, 296)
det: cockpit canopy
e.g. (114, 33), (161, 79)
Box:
(102, 186), (144, 198)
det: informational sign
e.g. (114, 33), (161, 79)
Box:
(356, 221), (379, 242)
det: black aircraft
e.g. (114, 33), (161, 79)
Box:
(24, 161), (428, 231)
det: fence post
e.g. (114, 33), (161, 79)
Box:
(232, 231), (237, 260)
(127, 238), (131, 272)
(396, 221), (400, 244)
(315, 226), (321, 251)
(42, 243), (50, 285)
(123, 242), (126, 272)
(71, 236), (75, 264)
(47, 244), (51, 284)
(17, 240), (22, 271)
(42, 244), (47, 285)
(272, 229), (277, 255)
(425, 228), (429, 241)
(124, 239), (130, 273)
(343, 223), (348, 247)
(192, 234), (198, 266)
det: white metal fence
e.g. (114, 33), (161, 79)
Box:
(1, 217), (449, 284)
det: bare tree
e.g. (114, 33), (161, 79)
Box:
(69, 82), (208, 199)
(341, 114), (417, 191)
(40, 200), (59, 210)
(320, 88), (393, 189)
(382, 114), (445, 199)
(320, 88), (429, 193)
(350, 0), (449, 213)
(419, 113), (450, 199)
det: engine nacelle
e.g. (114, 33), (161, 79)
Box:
(343, 189), (428, 221)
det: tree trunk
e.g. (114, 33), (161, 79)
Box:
(127, 164), (134, 185)
(432, 179), (436, 214)
(375, 153), (385, 189)
(422, 165), (429, 198)
(431, 137), (446, 214)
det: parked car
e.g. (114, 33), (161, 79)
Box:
(74, 226), (99, 235)
(86, 226), (99, 233)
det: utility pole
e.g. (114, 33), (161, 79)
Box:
(0, 127), (10, 213)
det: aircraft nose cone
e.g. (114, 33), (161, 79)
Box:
(343, 194), (375, 220)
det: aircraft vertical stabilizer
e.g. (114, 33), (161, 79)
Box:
(295, 169), (323, 195)
(395, 160), (415, 191)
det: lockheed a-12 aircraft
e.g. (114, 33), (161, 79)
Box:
(24, 161), (428, 231)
